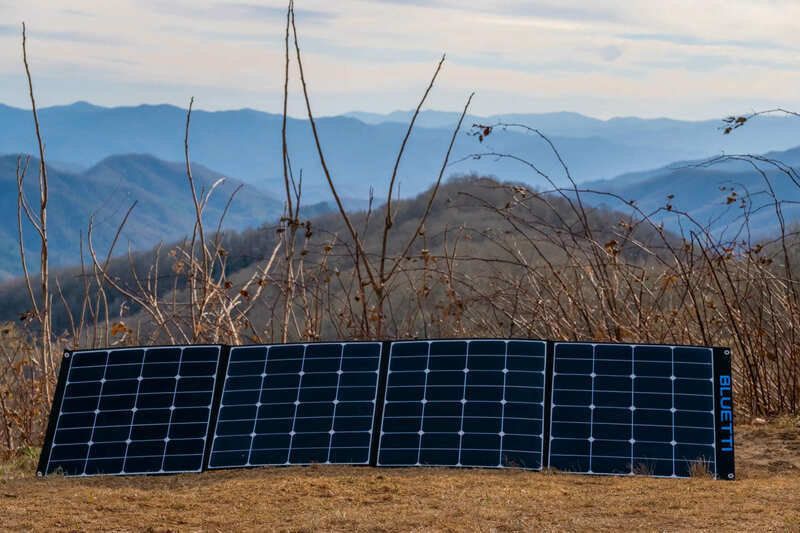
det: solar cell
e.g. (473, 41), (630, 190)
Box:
(377, 339), (546, 469)
(37, 345), (222, 476)
(208, 342), (382, 468)
(548, 343), (719, 478)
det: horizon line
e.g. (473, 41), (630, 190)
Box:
(0, 99), (741, 125)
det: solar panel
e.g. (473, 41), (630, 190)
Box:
(208, 342), (382, 468)
(377, 339), (547, 469)
(548, 343), (721, 478)
(36, 338), (735, 480)
(37, 345), (222, 476)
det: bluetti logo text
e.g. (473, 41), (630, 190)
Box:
(718, 375), (734, 452)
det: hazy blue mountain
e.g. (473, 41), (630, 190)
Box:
(345, 109), (604, 133)
(7, 102), (800, 204)
(343, 109), (483, 129)
(4, 101), (800, 253)
(346, 109), (800, 163)
(0, 153), (282, 279)
(582, 146), (800, 239)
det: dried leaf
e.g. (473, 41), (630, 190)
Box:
(604, 240), (619, 256)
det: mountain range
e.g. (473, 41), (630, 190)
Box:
(4, 102), (800, 202)
(2, 102), (800, 279)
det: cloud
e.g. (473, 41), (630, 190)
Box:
(160, 25), (269, 43)
(620, 32), (793, 52)
(368, 0), (449, 6)
(494, 1), (620, 23)
(213, 2), (334, 22)
(366, 0), (619, 23)
(640, 53), (799, 73)
(150, 1), (335, 23)
(60, 8), (96, 17)
(0, 23), (125, 45)
(88, 55), (141, 67)
(294, 36), (437, 64)
(35, 29), (126, 45)
(2, 0), (800, 120)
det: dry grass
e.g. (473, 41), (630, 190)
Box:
(1, 422), (798, 532)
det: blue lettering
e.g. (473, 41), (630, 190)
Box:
(717, 375), (734, 456)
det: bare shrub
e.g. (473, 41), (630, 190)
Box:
(3, 4), (800, 456)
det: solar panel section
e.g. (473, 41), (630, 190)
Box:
(378, 340), (546, 469)
(38, 345), (222, 476)
(548, 343), (717, 478)
(209, 342), (382, 468)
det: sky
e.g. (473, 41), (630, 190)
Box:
(1, 0), (800, 119)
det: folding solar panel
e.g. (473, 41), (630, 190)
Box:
(37, 345), (223, 477)
(547, 343), (732, 478)
(37, 338), (735, 480)
(377, 339), (547, 469)
(208, 342), (382, 468)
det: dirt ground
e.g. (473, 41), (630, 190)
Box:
(1, 421), (799, 532)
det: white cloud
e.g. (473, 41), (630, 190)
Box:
(0, 0), (799, 119)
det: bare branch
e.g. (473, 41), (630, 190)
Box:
(380, 54), (447, 285)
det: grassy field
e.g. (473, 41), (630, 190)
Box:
(1, 422), (798, 532)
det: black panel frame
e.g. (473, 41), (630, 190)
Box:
(36, 350), (73, 477)
(202, 345), (232, 471)
(368, 341), (393, 466)
(541, 341), (555, 467)
(713, 347), (735, 480)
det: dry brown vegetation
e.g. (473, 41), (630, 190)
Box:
(2, 1), (800, 470)
(0, 421), (798, 531)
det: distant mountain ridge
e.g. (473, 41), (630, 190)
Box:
(5, 102), (800, 203)
(0, 153), (283, 279)
(344, 108), (800, 152)
(582, 145), (800, 238)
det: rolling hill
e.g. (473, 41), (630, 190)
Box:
(0, 153), (282, 279)
(0, 175), (671, 334)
